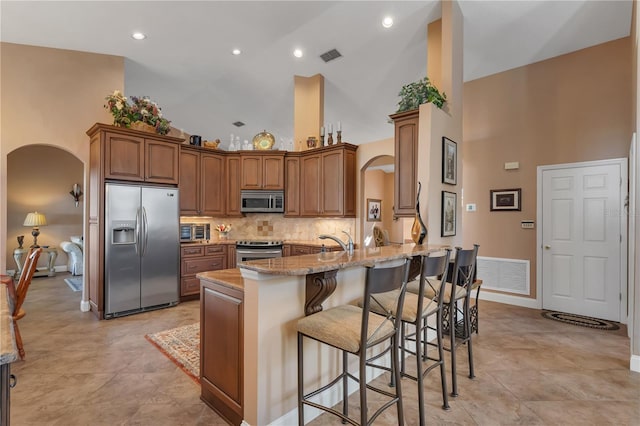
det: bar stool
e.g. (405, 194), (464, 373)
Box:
(439, 245), (479, 397)
(367, 250), (452, 425)
(297, 257), (411, 425)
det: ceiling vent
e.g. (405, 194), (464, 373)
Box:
(232, 121), (245, 127)
(320, 49), (342, 63)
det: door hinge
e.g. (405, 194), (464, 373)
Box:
(620, 292), (622, 301)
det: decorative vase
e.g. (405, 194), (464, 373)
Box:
(218, 231), (229, 240)
(411, 181), (427, 244)
(17, 235), (24, 249)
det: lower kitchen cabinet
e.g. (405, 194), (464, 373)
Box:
(180, 244), (227, 300)
(201, 280), (244, 426)
(284, 243), (342, 256)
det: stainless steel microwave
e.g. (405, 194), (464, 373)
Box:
(180, 223), (210, 242)
(240, 190), (284, 213)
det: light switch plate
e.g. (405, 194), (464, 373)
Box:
(505, 161), (520, 170)
(521, 220), (535, 229)
(466, 204), (476, 212)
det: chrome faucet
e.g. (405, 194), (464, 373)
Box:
(319, 231), (354, 255)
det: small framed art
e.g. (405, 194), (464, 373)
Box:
(441, 191), (456, 237)
(442, 136), (457, 185)
(490, 188), (521, 211)
(367, 198), (382, 222)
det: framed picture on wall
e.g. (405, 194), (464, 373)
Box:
(441, 191), (456, 237)
(442, 136), (457, 185)
(367, 199), (382, 222)
(490, 188), (522, 211)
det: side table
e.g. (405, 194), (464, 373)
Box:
(13, 247), (58, 278)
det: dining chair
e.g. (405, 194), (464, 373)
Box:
(297, 257), (411, 425)
(10, 247), (42, 359)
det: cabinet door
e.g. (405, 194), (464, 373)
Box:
(290, 244), (313, 256)
(262, 155), (284, 189)
(240, 155), (263, 189)
(180, 149), (200, 215)
(226, 155), (242, 217)
(201, 284), (244, 425)
(343, 148), (357, 217)
(321, 150), (344, 216)
(227, 245), (237, 269)
(145, 139), (179, 184)
(300, 154), (321, 216)
(393, 111), (419, 217)
(104, 132), (145, 181)
(201, 153), (225, 216)
(284, 156), (300, 216)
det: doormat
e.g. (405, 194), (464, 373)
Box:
(64, 277), (83, 292)
(145, 323), (200, 384)
(541, 310), (620, 330)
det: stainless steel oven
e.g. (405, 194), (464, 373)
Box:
(236, 240), (283, 264)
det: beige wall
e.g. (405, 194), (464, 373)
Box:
(0, 42), (124, 277)
(363, 169), (385, 242)
(462, 37), (632, 298)
(293, 74), (324, 152)
(6, 146), (83, 270)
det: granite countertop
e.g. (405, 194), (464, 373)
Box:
(198, 268), (244, 291)
(0, 278), (18, 365)
(238, 243), (449, 276)
(182, 239), (342, 247)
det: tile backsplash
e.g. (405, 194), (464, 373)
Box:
(181, 214), (356, 241)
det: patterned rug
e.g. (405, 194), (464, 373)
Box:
(541, 310), (620, 330)
(145, 323), (200, 383)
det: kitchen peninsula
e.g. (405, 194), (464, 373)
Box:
(197, 243), (447, 425)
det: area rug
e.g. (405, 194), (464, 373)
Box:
(541, 310), (620, 330)
(64, 276), (83, 292)
(145, 323), (200, 384)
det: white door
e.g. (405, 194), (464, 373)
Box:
(541, 161), (624, 322)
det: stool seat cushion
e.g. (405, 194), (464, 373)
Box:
(360, 290), (437, 323)
(297, 305), (394, 353)
(407, 279), (467, 303)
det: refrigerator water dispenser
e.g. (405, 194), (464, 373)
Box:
(112, 220), (136, 244)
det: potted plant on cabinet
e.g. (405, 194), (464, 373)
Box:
(396, 77), (447, 112)
(104, 90), (171, 135)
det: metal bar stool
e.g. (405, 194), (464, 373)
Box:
(297, 258), (411, 425)
(369, 250), (452, 425)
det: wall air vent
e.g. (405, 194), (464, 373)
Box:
(320, 49), (342, 63)
(233, 121), (245, 127)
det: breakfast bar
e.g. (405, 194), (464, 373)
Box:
(198, 243), (447, 425)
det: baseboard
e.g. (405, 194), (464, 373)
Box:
(631, 355), (640, 373)
(80, 300), (90, 312)
(479, 290), (541, 310)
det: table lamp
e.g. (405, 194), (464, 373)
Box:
(23, 211), (47, 248)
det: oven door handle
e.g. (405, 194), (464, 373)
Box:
(237, 249), (282, 255)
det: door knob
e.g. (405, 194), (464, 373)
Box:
(544, 245), (551, 249)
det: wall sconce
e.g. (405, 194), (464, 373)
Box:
(70, 183), (83, 207)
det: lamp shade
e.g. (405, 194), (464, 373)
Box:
(23, 212), (47, 227)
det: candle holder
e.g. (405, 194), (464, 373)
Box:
(320, 135), (325, 146)
(336, 130), (342, 144)
(327, 132), (334, 145)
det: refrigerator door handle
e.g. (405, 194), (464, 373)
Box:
(135, 208), (141, 256)
(142, 207), (149, 257)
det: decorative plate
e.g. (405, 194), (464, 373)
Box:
(252, 130), (275, 150)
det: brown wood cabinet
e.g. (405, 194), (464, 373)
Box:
(300, 144), (357, 217)
(103, 130), (179, 184)
(390, 109), (419, 217)
(180, 244), (227, 300)
(201, 280), (244, 426)
(284, 154), (301, 216)
(226, 154), (242, 217)
(86, 123), (183, 318)
(284, 243), (343, 256)
(179, 147), (226, 216)
(240, 152), (285, 190)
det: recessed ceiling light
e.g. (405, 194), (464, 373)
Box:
(132, 32), (146, 40)
(293, 48), (303, 58)
(382, 16), (393, 28)
(232, 48), (241, 55)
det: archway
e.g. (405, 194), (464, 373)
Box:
(359, 155), (399, 247)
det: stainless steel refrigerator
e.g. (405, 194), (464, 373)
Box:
(104, 183), (179, 318)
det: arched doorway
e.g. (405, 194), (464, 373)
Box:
(7, 144), (85, 306)
(360, 155), (400, 247)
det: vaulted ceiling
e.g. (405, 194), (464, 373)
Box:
(1, 1), (633, 147)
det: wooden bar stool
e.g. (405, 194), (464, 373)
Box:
(297, 258), (411, 425)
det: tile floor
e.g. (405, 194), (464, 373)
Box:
(8, 273), (640, 425)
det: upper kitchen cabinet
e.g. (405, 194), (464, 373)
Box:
(284, 153), (301, 217)
(390, 110), (419, 217)
(240, 152), (285, 190)
(300, 143), (357, 218)
(179, 146), (225, 216)
(225, 154), (243, 217)
(86, 123), (182, 185)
